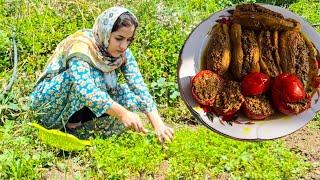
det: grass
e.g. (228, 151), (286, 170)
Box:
(0, 120), (312, 179)
(0, 0), (319, 179)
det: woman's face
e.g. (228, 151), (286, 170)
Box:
(107, 25), (135, 58)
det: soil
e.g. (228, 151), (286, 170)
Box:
(283, 120), (320, 179)
(43, 159), (84, 180)
(153, 160), (169, 180)
(44, 168), (74, 180)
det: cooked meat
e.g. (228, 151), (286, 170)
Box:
(230, 23), (260, 79)
(206, 23), (231, 75)
(258, 30), (282, 77)
(244, 95), (274, 119)
(279, 31), (316, 88)
(242, 30), (260, 76)
(233, 4), (300, 31)
(214, 81), (244, 116)
(285, 98), (311, 114)
(192, 72), (223, 104)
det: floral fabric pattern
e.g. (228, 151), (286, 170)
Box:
(30, 49), (156, 130)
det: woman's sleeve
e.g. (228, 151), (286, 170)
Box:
(121, 49), (157, 113)
(68, 57), (113, 117)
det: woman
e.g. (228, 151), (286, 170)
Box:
(30, 7), (174, 143)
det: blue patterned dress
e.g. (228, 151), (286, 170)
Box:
(30, 49), (156, 130)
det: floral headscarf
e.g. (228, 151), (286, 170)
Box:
(35, 7), (137, 86)
(91, 6), (138, 71)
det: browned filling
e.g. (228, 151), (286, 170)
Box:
(245, 95), (274, 116)
(241, 30), (258, 77)
(193, 74), (221, 101)
(214, 81), (244, 114)
(206, 24), (230, 74)
(280, 31), (310, 86)
(286, 98), (310, 114)
(208, 42), (224, 73)
(259, 30), (281, 77)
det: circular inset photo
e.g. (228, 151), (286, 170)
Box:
(178, 3), (320, 141)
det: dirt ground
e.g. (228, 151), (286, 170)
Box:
(283, 120), (320, 180)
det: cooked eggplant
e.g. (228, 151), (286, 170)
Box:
(233, 4), (301, 31)
(206, 23), (231, 75)
(234, 3), (283, 18)
(301, 33), (318, 93)
(230, 23), (243, 79)
(258, 30), (282, 77)
(279, 30), (317, 89)
(230, 23), (260, 79)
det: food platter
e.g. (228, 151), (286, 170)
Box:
(177, 4), (320, 140)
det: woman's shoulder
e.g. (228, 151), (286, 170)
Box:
(124, 48), (135, 59)
(73, 29), (94, 38)
(63, 29), (94, 46)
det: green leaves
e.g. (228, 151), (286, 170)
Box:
(89, 126), (311, 179)
(150, 77), (180, 105)
(0, 121), (55, 179)
(289, 0), (320, 28)
(0, 30), (10, 51)
(0, 113), (312, 179)
(164, 127), (311, 179)
(92, 132), (165, 178)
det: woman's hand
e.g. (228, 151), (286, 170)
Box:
(154, 124), (174, 144)
(119, 110), (148, 133)
(106, 101), (148, 133)
(146, 109), (174, 144)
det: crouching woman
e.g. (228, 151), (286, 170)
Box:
(30, 7), (174, 143)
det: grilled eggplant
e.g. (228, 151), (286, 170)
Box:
(230, 23), (260, 79)
(279, 30), (317, 90)
(206, 23), (231, 75)
(233, 4), (300, 31)
(258, 30), (282, 77)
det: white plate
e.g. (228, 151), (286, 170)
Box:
(177, 4), (320, 141)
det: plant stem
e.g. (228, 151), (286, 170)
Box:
(4, 32), (18, 95)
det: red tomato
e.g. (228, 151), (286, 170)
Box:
(272, 73), (310, 115)
(215, 106), (240, 117)
(317, 59), (320, 69)
(282, 77), (306, 102)
(201, 104), (236, 121)
(214, 81), (245, 117)
(191, 70), (223, 106)
(221, 112), (237, 121)
(241, 72), (271, 96)
(243, 108), (269, 120)
(274, 73), (306, 102)
(243, 107), (268, 120)
(272, 89), (311, 115)
(312, 76), (320, 88)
